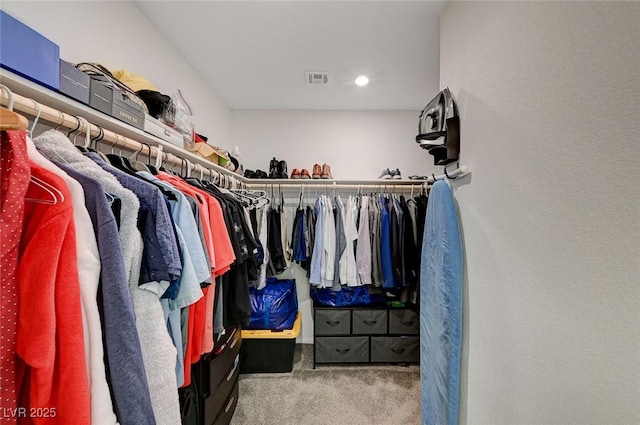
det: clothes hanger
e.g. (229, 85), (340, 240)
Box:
(0, 85), (29, 130)
(217, 173), (234, 195)
(129, 143), (151, 173)
(25, 174), (64, 205)
(178, 158), (187, 178)
(110, 134), (118, 155)
(298, 185), (304, 210)
(240, 185), (267, 208)
(104, 192), (115, 205)
(229, 185), (256, 207)
(70, 117), (86, 152)
(78, 116), (93, 150)
(90, 125), (104, 149)
(185, 158), (193, 179)
(106, 134), (137, 173)
(279, 185), (284, 209)
(153, 145), (163, 174)
(1, 106), (29, 130)
(167, 154), (180, 176)
(52, 110), (65, 132)
(27, 99), (42, 136)
(90, 125), (110, 162)
(145, 146), (159, 175)
(159, 152), (172, 174)
(198, 164), (205, 181)
(67, 116), (81, 138)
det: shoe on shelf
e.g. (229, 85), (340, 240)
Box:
(378, 168), (392, 179)
(300, 169), (311, 179)
(409, 175), (428, 180)
(255, 169), (268, 179)
(312, 164), (322, 179)
(291, 169), (301, 179)
(269, 157), (279, 179)
(244, 169), (256, 178)
(321, 163), (333, 179)
(278, 160), (288, 179)
(390, 168), (402, 180)
(269, 157), (279, 169)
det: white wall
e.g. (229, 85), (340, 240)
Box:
(440, 2), (640, 424)
(231, 110), (431, 180)
(1, 1), (231, 147)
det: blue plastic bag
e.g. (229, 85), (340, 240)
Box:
(248, 278), (298, 330)
(310, 286), (386, 307)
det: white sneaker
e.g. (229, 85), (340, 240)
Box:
(390, 168), (402, 179)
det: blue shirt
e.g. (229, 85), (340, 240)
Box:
(137, 172), (210, 288)
(85, 153), (182, 295)
(309, 197), (325, 285)
(381, 196), (396, 288)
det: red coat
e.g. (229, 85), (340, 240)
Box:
(16, 162), (90, 425)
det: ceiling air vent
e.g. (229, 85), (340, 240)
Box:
(305, 71), (330, 86)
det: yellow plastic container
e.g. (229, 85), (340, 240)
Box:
(241, 312), (301, 339)
(240, 312), (301, 373)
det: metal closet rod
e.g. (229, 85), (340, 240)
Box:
(0, 86), (242, 186)
(246, 183), (422, 190)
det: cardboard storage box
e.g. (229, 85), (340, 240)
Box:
(89, 79), (112, 116)
(0, 11), (60, 90)
(239, 312), (301, 373)
(88, 77), (145, 130)
(189, 142), (230, 166)
(144, 115), (184, 148)
(59, 60), (90, 104)
(111, 85), (145, 130)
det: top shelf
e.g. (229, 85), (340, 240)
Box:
(1, 69), (432, 187)
(0, 69), (241, 180)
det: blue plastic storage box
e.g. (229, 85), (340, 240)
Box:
(310, 285), (387, 307)
(0, 11), (60, 90)
(247, 278), (298, 331)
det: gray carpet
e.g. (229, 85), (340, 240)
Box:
(231, 344), (420, 425)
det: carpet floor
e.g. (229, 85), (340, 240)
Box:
(230, 344), (420, 425)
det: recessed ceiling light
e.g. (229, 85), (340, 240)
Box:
(355, 75), (369, 87)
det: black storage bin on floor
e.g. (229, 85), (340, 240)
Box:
(189, 326), (242, 425)
(239, 312), (301, 373)
(240, 338), (296, 373)
(179, 379), (201, 425)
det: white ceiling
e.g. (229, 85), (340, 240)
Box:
(134, 1), (444, 111)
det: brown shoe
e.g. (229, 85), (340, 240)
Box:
(321, 163), (332, 179)
(300, 169), (311, 179)
(312, 164), (322, 179)
(291, 169), (301, 179)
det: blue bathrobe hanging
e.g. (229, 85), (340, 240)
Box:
(420, 180), (463, 425)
